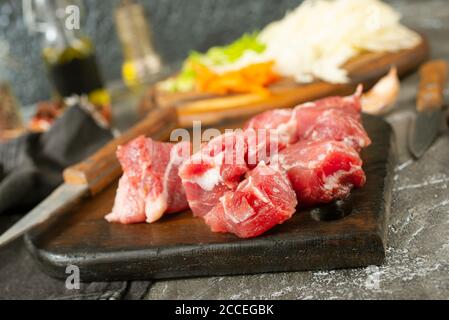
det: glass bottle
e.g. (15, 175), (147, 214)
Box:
(114, 0), (162, 89)
(23, 0), (111, 121)
(0, 81), (24, 141)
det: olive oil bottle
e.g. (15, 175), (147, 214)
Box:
(24, 0), (111, 121)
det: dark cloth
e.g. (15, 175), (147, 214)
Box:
(0, 107), (153, 299)
(0, 105), (112, 215)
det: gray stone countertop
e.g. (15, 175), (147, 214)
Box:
(145, 0), (449, 300)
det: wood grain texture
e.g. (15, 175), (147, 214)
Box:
(417, 60), (448, 112)
(141, 35), (429, 127)
(25, 115), (395, 282)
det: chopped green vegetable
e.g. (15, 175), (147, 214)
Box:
(160, 60), (198, 92)
(163, 32), (266, 92)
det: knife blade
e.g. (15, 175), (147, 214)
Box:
(409, 60), (448, 159)
(0, 107), (178, 248)
(0, 184), (87, 246)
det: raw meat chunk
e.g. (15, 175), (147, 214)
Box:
(244, 87), (370, 151)
(244, 128), (286, 168)
(272, 140), (366, 207)
(179, 132), (248, 217)
(244, 109), (298, 145)
(294, 107), (371, 151)
(179, 130), (285, 217)
(301, 85), (363, 116)
(293, 87), (370, 150)
(106, 136), (191, 224)
(204, 162), (298, 238)
(105, 174), (146, 225)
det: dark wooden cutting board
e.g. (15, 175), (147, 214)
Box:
(25, 114), (395, 282)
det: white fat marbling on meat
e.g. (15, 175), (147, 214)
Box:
(183, 148), (225, 191)
(245, 176), (271, 204)
(145, 193), (168, 223)
(268, 154), (285, 171)
(222, 196), (256, 224)
(296, 102), (316, 109)
(276, 111), (298, 142)
(275, 142), (336, 171)
(145, 144), (188, 223)
(343, 136), (368, 148)
(188, 166), (223, 191)
(322, 166), (359, 191)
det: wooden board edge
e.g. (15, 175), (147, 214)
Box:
(24, 231), (387, 282)
(378, 119), (398, 251)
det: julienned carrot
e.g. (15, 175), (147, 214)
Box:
(191, 61), (280, 95)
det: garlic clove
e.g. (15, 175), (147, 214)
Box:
(362, 67), (400, 115)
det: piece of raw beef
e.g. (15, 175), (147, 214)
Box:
(295, 107), (370, 151)
(272, 139), (366, 207)
(179, 132), (248, 217)
(106, 136), (191, 224)
(106, 173), (146, 224)
(204, 161), (298, 238)
(294, 87), (370, 151)
(244, 87), (370, 151)
(300, 85), (363, 116)
(179, 129), (285, 217)
(244, 109), (299, 145)
(244, 128), (286, 168)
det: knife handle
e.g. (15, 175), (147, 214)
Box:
(63, 107), (178, 196)
(417, 60), (448, 112)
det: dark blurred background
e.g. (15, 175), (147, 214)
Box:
(0, 0), (302, 106)
(0, 0), (443, 107)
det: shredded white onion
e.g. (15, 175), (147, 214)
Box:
(212, 0), (421, 84)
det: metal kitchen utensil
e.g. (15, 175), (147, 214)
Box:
(409, 60), (448, 159)
(0, 108), (177, 248)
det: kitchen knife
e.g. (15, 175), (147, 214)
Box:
(409, 60), (448, 159)
(0, 107), (178, 248)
